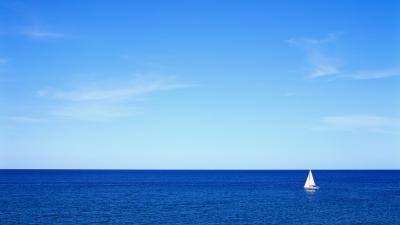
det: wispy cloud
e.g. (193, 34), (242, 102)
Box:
(287, 33), (340, 46)
(350, 68), (400, 80)
(320, 115), (400, 133)
(283, 92), (298, 97)
(49, 103), (137, 122)
(38, 75), (195, 101)
(36, 75), (195, 121)
(289, 33), (400, 81)
(118, 53), (174, 71)
(287, 33), (342, 78)
(0, 58), (9, 65)
(22, 29), (64, 39)
(308, 52), (340, 78)
(6, 116), (48, 123)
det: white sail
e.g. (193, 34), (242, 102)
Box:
(304, 170), (317, 188)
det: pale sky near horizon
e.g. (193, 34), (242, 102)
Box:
(0, 0), (399, 169)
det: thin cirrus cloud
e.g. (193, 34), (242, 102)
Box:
(37, 75), (195, 121)
(0, 58), (9, 65)
(320, 115), (399, 133)
(37, 75), (195, 101)
(308, 51), (340, 78)
(49, 103), (136, 122)
(21, 28), (65, 39)
(288, 33), (399, 80)
(283, 92), (298, 97)
(350, 68), (400, 80)
(287, 33), (342, 79)
(7, 116), (48, 123)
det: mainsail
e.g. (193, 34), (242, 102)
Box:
(304, 170), (316, 188)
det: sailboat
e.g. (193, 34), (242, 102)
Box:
(304, 170), (319, 190)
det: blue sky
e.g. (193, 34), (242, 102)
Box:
(0, 0), (399, 169)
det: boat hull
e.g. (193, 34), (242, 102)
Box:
(304, 186), (319, 190)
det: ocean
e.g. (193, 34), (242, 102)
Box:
(0, 170), (399, 224)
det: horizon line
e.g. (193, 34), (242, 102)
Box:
(0, 168), (399, 171)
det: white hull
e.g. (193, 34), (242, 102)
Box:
(304, 186), (319, 190)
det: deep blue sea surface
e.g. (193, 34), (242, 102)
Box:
(0, 170), (399, 224)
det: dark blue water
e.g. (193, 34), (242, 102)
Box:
(0, 170), (399, 224)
